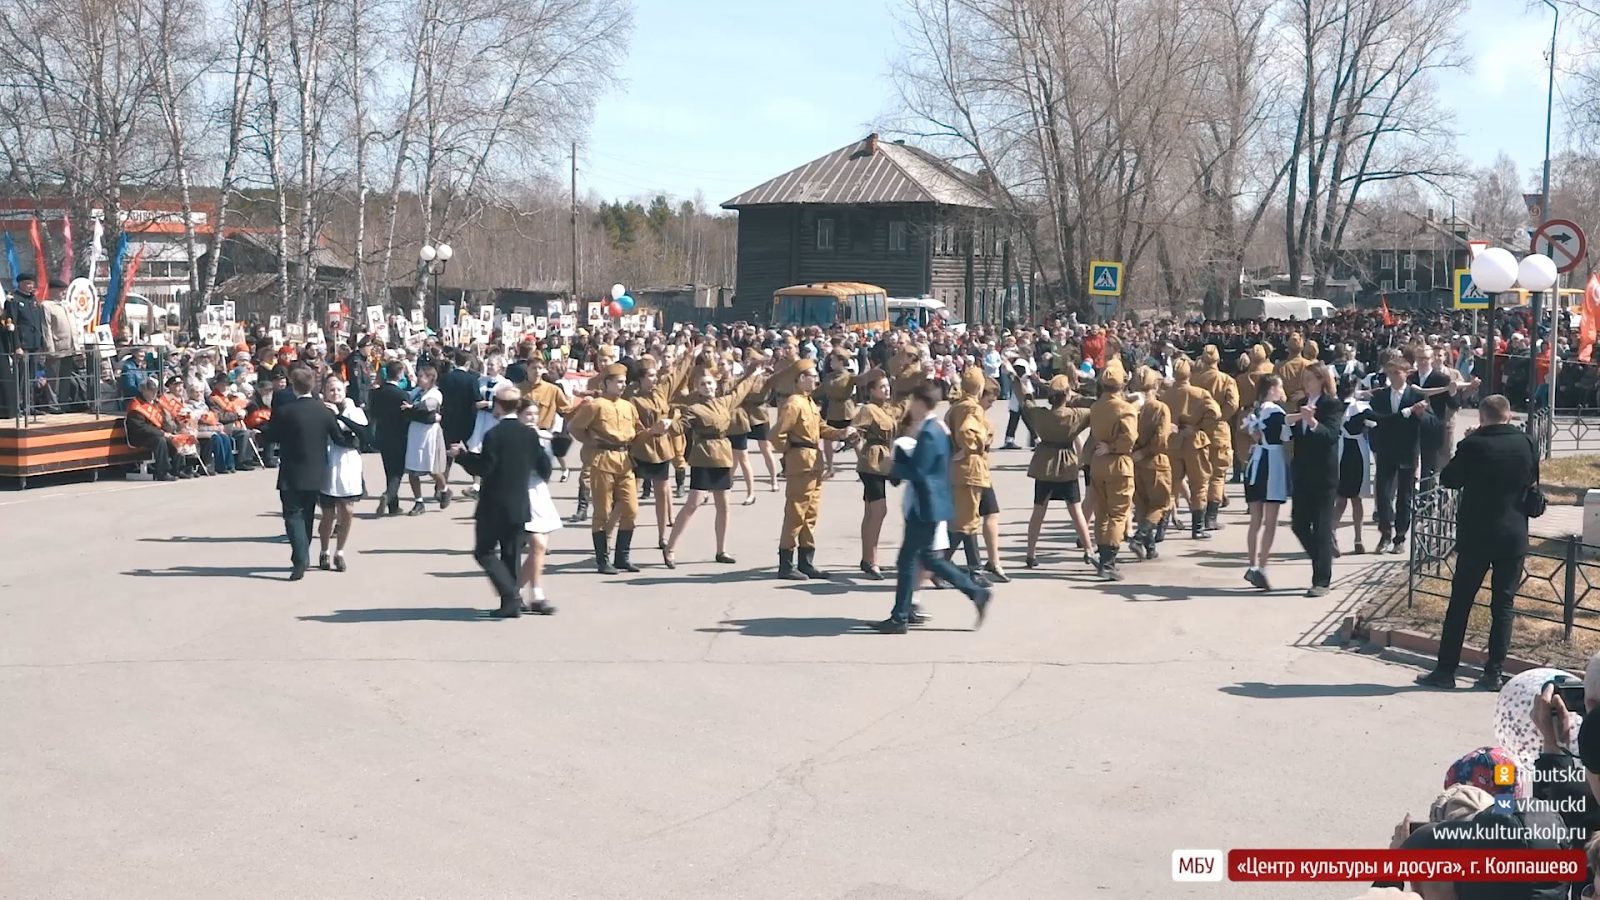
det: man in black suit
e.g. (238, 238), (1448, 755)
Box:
(367, 362), (410, 516)
(437, 349), (479, 488)
(1416, 395), (1538, 691)
(1410, 342), (1464, 483)
(1288, 363), (1346, 597)
(451, 386), (556, 619)
(1369, 355), (1433, 554)
(265, 365), (338, 580)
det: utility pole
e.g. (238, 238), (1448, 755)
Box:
(1532, 0), (1559, 439)
(570, 142), (579, 302)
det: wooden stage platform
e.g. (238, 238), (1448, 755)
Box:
(0, 412), (147, 486)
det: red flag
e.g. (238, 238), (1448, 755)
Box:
(1380, 295), (1396, 327)
(1580, 274), (1600, 363)
(110, 246), (146, 336)
(28, 217), (48, 300)
(58, 216), (72, 285)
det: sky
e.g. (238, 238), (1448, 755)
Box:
(583, 0), (1580, 210)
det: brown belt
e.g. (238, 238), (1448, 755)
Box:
(788, 440), (818, 450)
(595, 439), (627, 451)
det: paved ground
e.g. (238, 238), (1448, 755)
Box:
(0, 405), (1520, 898)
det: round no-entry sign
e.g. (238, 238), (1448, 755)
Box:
(1531, 218), (1587, 274)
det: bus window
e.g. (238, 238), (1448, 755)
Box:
(839, 296), (856, 325)
(853, 294), (868, 323)
(867, 293), (885, 323)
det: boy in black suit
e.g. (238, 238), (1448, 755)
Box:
(451, 386), (556, 619)
(367, 362), (410, 516)
(1368, 356), (1433, 554)
(264, 365), (339, 580)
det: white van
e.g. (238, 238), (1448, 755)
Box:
(887, 296), (967, 334)
(1235, 292), (1336, 321)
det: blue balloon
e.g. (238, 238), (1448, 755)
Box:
(619, 295), (635, 310)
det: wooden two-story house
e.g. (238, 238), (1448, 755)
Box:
(721, 134), (1017, 325)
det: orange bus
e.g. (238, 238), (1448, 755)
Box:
(771, 282), (890, 332)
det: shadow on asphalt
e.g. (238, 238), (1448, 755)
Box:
(1219, 681), (1424, 699)
(695, 616), (967, 637)
(138, 534), (287, 544)
(297, 607), (487, 623)
(361, 547), (471, 556)
(425, 570), (481, 579)
(1100, 582), (1258, 601)
(603, 567), (770, 586)
(122, 565), (287, 581)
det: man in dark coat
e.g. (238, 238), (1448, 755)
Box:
(1416, 395), (1539, 691)
(367, 362), (410, 516)
(1287, 364), (1346, 597)
(437, 349), (479, 485)
(264, 365), (339, 580)
(1368, 355), (1434, 554)
(1, 273), (45, 417)
(452, 386), (555, 618)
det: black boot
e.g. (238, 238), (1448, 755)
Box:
(570, 484), (590, 523)
(778, 548), (807, 580)
(1154, 514), (1169, 544)
(614, 529), (642, 572)
(1129, 524), (1150, 560)
(1144, 525), (1159, 560)
(1098, 545), (1124, 581)
(1191, 510), (1210, 540)
(592, 531), (617, 574)
(1205, 502), (1221, 532)
(673, 467), (686, 498)
(796, 546), (827, 579)
(640, 479), (653, 500)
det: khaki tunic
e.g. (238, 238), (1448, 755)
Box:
(518, 378), (578, 433)
(820, 371), (857, 422)
(1019, 402), (1091, 482)
(674, 373), (767, 469)
(1191, 366), (1240, 503)
(1164, 382), (1219, 508)
(628, 352), (695, 465)
(771, 393), (849, 549)
(851, 401), (902, 477)
(888, 351), (925, 399)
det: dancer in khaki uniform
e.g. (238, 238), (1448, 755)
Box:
(1190, 344), (1239, 529)
(1130, 366), (1172, 560)
(568, 363), (667, 574)
(1275, 333), (1310, 404)
(819, 347), (857, 477)
(946, 367), (1003, 583)
(661, 361), (771, 568)
(771, 359), (854, 579)
(1087, 359), (1137, 580)
(627, 351), (695, 550)
(1004, 368), (1093, 569)
(731, 347), (781, 497)
(850, 370), (900, 579)
(1165, 357), (1220, 540)
(569, 344), (621, 523)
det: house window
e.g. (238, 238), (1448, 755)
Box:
(849, 215), (871, 254)
(1404, 253), (1416, 270)
(888, 221), (907, 252)
(1380, 253), (1395, 270)
(1380, 279), (1394, 293)
(1404, 279), (1416, 292)
(816, 218), (834, 251)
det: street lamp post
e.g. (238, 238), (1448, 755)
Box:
(1471, 248), (1520, 397)
(418, 242), (453, 331)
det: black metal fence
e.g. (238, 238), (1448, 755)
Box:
(1407, 485), (1600, 638)
(1529, 407), (1600, 458)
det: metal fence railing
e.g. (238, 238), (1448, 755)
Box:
(1407, 484), (1600, 639)
(4, 346), (171, 426)
(1527, 406), (1600, 459)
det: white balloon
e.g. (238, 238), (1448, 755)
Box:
(1470, 247), (1518, 294)
(610, 283), (626, 301)
(1517, 253), (1558, 292)
(1493, 667), (1582, 778)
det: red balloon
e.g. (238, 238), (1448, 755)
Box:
(608, 301), (624, 317)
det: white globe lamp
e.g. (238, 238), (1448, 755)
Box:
(1470, 247), (1518, 294)
(418, 245), (437, 262)
(437, 243), (454, 262)
(1517, 253), (1557, 292)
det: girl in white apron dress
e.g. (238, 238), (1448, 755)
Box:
(517, 399), (561, 615)
(404, 366), (449, 515)
(1335, 387), (1376, 556)
(318, 378), (369, 571)
(465, 356), (510, 499)
(1242, 374), (1290, 591)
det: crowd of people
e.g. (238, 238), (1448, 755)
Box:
(33, 300), (1546, 643)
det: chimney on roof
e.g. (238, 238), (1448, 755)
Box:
(865, 133), (879, 156)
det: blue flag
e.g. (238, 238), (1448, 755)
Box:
(4, 231), (20, 291)
(99, 233), (130, 327)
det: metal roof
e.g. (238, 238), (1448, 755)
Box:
(722, 136), (994, 210)
(774, 282), (887, 296)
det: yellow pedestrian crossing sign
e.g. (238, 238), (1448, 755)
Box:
(1089, 260), (1122, 297)
(1453, 268), (1489, 310)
